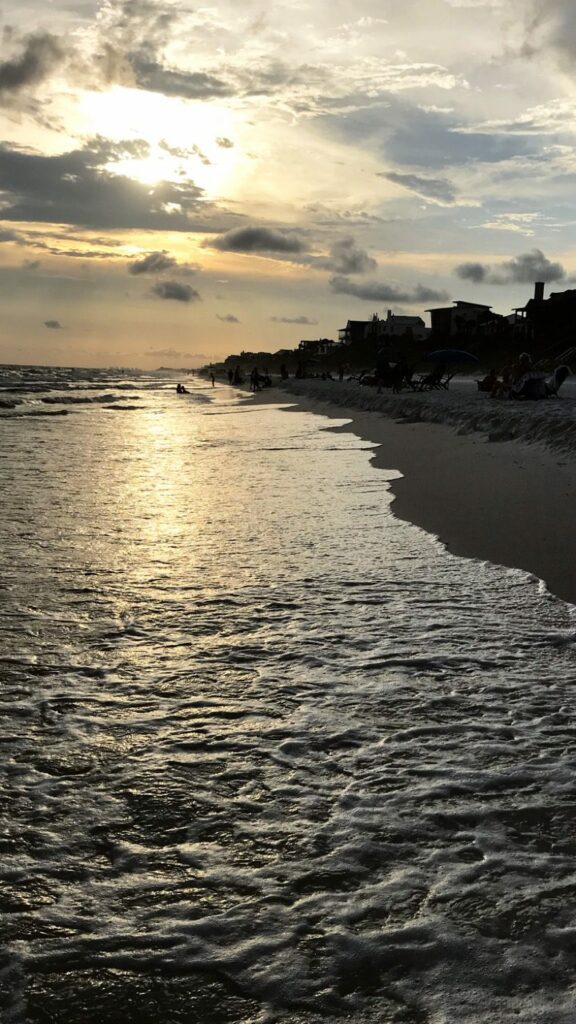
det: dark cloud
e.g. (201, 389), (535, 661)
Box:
(29, 242), (117, 259)
(128, 251), (177, 274)
(330, 275), (449, 304)
(158, 140), (211, 164)
(44, 319), (62, 329)
(0, 139), (236, 232)
(0, 32), (65, 96)
(91, 2), (233, 99)
(216, 313), (240, 322)
(455, 262), (488, 283)
(271, 315), (319, 324)
(318, 236), (377, 274)
(208, 225), (306, 254)
(151, 281), (201, 302)
(0, 227), (24, 242)
(129, 55), (233, 100)
(523, 1), (576, 70)
(319, 99), (538, 170)
(382, 171), (458, 204)
(455, 249), (566, 285)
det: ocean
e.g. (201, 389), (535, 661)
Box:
(2, 365), (576, 1023)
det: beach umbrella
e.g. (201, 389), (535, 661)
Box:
(425, 349), (479, 363)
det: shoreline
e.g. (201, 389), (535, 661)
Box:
(251, 380), (576, 607)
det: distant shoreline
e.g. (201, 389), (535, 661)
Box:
(251, 379), (576, 607)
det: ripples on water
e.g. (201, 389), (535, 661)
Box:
(2, 366), (576, 1023)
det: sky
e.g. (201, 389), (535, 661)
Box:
(1, 0), (576, 367)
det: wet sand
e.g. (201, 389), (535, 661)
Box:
(256, 382), (576, 607)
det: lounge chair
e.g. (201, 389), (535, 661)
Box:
(417, 365), (454, 391)
(511, 366), (570, 400)
(545, 364), (570, 397)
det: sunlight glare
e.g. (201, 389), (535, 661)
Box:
(80, 87), (240, 195)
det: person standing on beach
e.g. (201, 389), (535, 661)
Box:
(210, 372), (215, 387)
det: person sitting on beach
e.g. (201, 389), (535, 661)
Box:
(508, 353), (550, 400)
(477, 368), (499, 393)
(491, 353), (531, 398)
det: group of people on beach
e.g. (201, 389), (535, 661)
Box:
(477, 353), (570, 400)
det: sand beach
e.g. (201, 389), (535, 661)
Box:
(261, 377), (576, 606)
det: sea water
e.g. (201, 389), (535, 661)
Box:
(1, 366), (576, 1024)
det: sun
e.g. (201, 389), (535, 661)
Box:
(79, 86), (241, 195)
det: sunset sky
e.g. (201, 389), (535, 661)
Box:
(1, 0), (576, 367)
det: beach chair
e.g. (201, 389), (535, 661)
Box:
(417, 366), (454, 391)
(545, 365), (570, 397)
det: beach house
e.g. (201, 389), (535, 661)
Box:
(514, 282), (576, 358)
(426, 300), (495, 343)
(377, 310), (427, 342)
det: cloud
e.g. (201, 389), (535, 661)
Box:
(128, 250), (177, 274)
(208, 225), (307, 254)
(455, 249), (566, 284)
(330, 275), (450, 304)
(216, 137), (234, 148)
(216, 313), (240, 322)
(0, 139), (237, 232)
(318, 236), (377, 274)
(382, 171), (458, 204)
(92, 2), (233, 100)
(0, 227), (24, 243)
(479, 212), (540, 236)
(271, 315), (319, 324)
(463, 99), (576, 136)
(0, 32), (66, 96)
(44, 319), (63, 329)
(147, 348), (208, 360)
(321, 98), (537, 169)
(129, 55), (233, 100)
(151, 281), (201, 302)
(522, 0), (576, 70)
(455, 262), (488, 283)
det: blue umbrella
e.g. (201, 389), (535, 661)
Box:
(425, 349), (479, 364)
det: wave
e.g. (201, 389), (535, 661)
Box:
(0, 407), (70, 418)
(40, 394), (129, 405)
